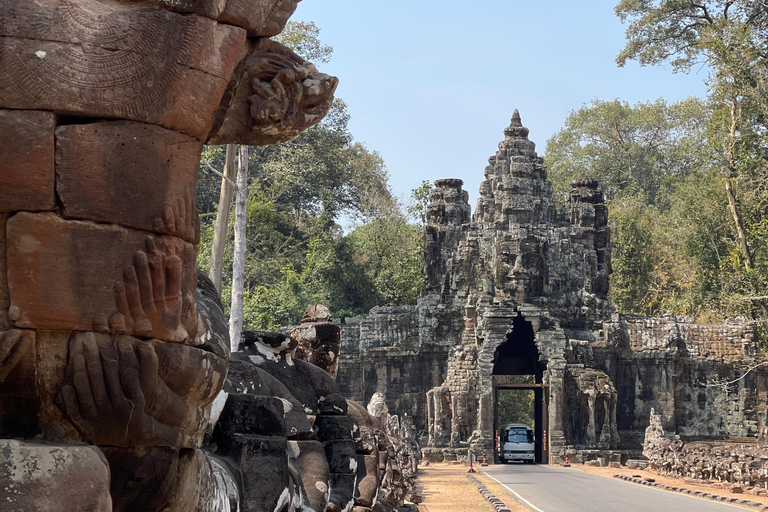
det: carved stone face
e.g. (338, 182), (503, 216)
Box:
(207, 39), (339, 145)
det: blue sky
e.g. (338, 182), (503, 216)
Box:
(292, 1), (709, 210)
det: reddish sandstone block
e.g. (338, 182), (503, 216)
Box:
(0, 110), (56, 213)
(6, 213), (197, 342)
(219, 0), (299, 37)
(0, 0), (246, 139)
(114, 0), (226, 19)
(36, 330), (80, 443)
(0, 215), (8, 330)
(56, 121), (202, 243)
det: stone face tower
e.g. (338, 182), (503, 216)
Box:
(422, 111), (617, 459)
(442, 110), (613, 328)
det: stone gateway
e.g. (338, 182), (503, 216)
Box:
(335, 112), (760, 464)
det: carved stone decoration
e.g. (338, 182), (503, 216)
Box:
(291, 304), (342, 379)
(423, 178), (471, 294)
(0, 330), (33, 384)
(0, 0), (342, 506)
(55, 121), (202, 244)
(207, 38), (338, 145)
(114, 0), (227, 20)
(291, 440), (332, 512)
(103, 447), (226, 512)
(0, 215), (9, 331)
(0, 109), (56, 214)
(57, 332), (226, 448)
(0, 0), (247, 138)
(302, 304), (333, 324)
(564, 365), (620, 449)
(194, 271), (233, 360)
(0, 329), (37, 437)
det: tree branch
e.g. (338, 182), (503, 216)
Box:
(202, 161), (238, 191)
(724, 0), (734, 20)
(702, 361), (768, 388)
(731, 295), (768, 302)
(689, 1), (714, 24)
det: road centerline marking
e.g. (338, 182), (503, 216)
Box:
(482, 471), (546, 512)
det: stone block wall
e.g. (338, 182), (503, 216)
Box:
(586, 314), (760, 441)
(335, 306), (450, 435)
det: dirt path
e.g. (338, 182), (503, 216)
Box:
(414, 463), (532, 512)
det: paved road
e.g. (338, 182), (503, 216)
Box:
(482, 464), (747, 512)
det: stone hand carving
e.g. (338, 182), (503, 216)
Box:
(0, 329), (32, 382)
(97, 237), (196, 343)
(151, 185), (201, 245)
(207, 39), (338, 145)
(59, 332), (217, 448)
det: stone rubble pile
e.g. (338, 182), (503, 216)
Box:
(643, 408), (768, 488)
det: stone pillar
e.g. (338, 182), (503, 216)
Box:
(477, 348), (496, 447)
(586, 392), (597, 445)
(548, 358), (567, 457)
(428, 387), (452, 447)
(450, 392), (468, 446)
(427, 388), (436, 446)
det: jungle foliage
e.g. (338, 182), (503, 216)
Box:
(544, 1), (768, 341)
(196, 23), (424, 330)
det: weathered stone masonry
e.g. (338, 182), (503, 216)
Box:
(335, 111), (760, 462)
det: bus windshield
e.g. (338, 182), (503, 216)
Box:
(505, 428), (534, 443)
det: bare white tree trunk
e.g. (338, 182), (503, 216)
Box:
(229, 145), (248, 353)
(209, 143), (237, 295)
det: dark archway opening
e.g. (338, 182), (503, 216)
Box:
(492, 315), (549, 464)
(492, 315), (543, 381)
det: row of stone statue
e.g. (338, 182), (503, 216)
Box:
(1, 280), (420, 511)
(643, 409), (768, 488)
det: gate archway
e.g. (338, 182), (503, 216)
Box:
(491, 315), (549, 464)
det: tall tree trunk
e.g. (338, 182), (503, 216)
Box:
(724, 99), (754, 270)
(229, 145), (248, 353)
(723, 175), (754, 269)
(209, 143), (237, 295)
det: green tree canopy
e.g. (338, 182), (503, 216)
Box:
(544, 95), (767, 330)
(545, 97), (711, 206)
(196, 23), (424, 330)
(614, 0), (768, 337)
